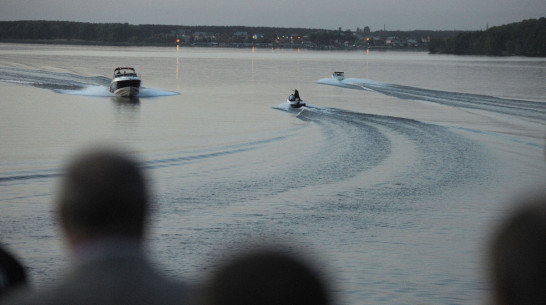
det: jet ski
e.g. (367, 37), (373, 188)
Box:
(287, 89), (305, 108)
(287, 96), (305, 108)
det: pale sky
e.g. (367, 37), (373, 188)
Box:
(1, 0), (545, 31)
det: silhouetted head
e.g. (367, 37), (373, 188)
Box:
(0, 245), (27, 297)
(206, 248), (331, 305)
(57, 147), (149, 245)
(489, 193), (546, 305)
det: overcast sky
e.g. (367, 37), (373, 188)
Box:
(1, 0), (545, 31)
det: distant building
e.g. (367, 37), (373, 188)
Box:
(372, 36), (385, 46)
(170, 29), (189, 37)
(233, 32), (248, 42)
(177, 30), (192, 43)
(193, 32), (216, 42)
(290, 33), (302, 43)
(407, 39), (418, 47)
(385, 36), (397, 46)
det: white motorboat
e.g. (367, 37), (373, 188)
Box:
(109, 67), (141, 97)
(332, 71), (345, 81)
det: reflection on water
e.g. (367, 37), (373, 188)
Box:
(111, 96), (141, 146)
(111, 95), (141, 106)
(176, 41), (180, 80)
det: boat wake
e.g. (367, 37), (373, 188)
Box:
(57, 86), (178, 97)
(273, 102), (307, 114)
(0, 67), (178, 98)
(317, 77), (546, 122)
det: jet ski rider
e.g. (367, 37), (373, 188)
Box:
(293, 89), (301, 101)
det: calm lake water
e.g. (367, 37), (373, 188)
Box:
(1, 43), (545, 305)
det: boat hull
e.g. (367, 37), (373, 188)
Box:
(287, 99), (305, 108)
(110, 79), (141, 97)
(112, 86), (140, 97)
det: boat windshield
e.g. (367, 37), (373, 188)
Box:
(114, 68), (138, 77)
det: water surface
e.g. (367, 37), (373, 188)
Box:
(1, 44), (545, 305)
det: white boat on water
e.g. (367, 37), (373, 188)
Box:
(332, 71), (344, 81)
(109, 67), (141, 97)
(287, 97), (306, 108)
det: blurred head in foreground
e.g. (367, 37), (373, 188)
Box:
(489, 192), (546, 305)
(57, 146), (149, 248)
(3, 146), (192, 305)
(0, 245), (27, 298)
(204, 247), (331, 305)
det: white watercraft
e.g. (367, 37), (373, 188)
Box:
(332, 71), (345, 81)
(287, 97), (306, 108)
(109, 67), (141, 97)
(287, 89), (305, 108)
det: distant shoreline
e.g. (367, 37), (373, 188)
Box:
(0, 39), (173, 47)
(0, 39), (430, 52)
(3, 18), (543, 56)
(0, 21), (449, 52)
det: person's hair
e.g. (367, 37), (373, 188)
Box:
(489, 194), (546, 305)
(0, 245), (27, 296)
(57, 147), (149, 240)
(206, 248), (330, 305)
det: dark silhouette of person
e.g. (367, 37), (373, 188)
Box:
(488, 192), (546, 305)
(294, 89), (301, 101)
(288, 93), (295, 101)
(0, 244), (26, 299)
(4, 146), (190, 305)
(202, 246), (331, 305)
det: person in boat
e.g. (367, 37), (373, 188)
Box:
(294, 89), (301, 101)
(289, 94), (295, 102)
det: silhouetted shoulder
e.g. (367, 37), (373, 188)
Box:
(489, 192), (546, 305)
(202, 247), (332, 305)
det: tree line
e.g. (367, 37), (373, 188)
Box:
(0, 20), (454, 48)
(0, 21), (341, 45)
(429, 18), (546, 56)
(5, 19), (542, 56)
(0, 21), (200, 44)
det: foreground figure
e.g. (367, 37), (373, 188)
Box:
(110, 67), (141, 97)
(203, 247), (331, 305)
(0, 244), (26, 299)
(489, 192), (546, 305)
(5, 146), (189, 305)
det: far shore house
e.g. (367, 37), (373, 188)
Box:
(385, 36), (398, 46)
(233, 31), (248, 42)
(193, 32), (216, 42)
(169, 29), (192, 43)
(252, 33), (264, 40)
(290, 33), (302, 43)
(161, 27), (430, 49)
